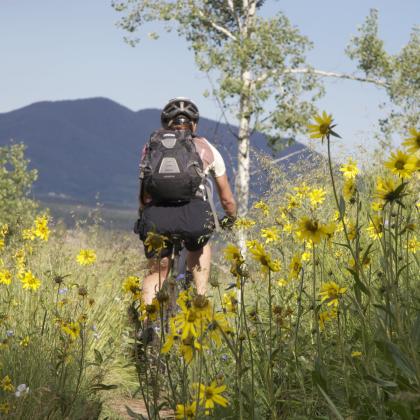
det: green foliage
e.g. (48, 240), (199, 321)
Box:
(347, 9), (420, 135)
(0, 143), (38, 226)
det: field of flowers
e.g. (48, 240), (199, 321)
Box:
(0, 115), (419, 419)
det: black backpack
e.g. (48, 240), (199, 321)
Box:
(140, 129), (205, 204)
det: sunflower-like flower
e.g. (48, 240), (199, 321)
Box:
(402, 128), (420, 154)
(384, 149), (417, 179)
(249, 241), (281, 272)
(309, 188), (326, 208)
(234, 218), (256, 229)
(173, 308), (203, 340)
(76, 249), (96, 266)
(308, 111), (339, 142)
(34, 215), (50, 241)
(61, 321), (80, 341)
(340, 158), (359, 179)
(140, 297), (160, 321)
(343, 178), (357, 202)
(20, 271), (41, 291)
(254, 200), (269, 216)
(175, 402), (197, 419)
(407, 238), (420, 253)
(222, 291), (238, 313)
(122, 275), (141, 295)
(375, 176), (406, 204)
(144, 231), (168, 254)
(295, 217), (335, 244)
(319, 281), (347, 307)
(261, 226), (281, 244)
(367, 215), (384, 240)
(0, 375), (14, 392)
(0, 270), (12, 286)
(319, 309), (337, 331)
(196, 380), (229, 411)
(289, 254), (302, 280)
(224, 244), (243, 263)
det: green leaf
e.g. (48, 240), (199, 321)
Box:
(386, 400), (413, 420)
(346, 268), (371, 296)
(94, 349), (103, 365)
(375, 340), (416, 379)
(338, 195), (346, 218)
(365, 374), (398, 389)
(317, 385), (344, 420)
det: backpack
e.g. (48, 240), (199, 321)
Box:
(140, 129), (205, 204)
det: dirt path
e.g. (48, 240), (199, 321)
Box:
(108, 398), (174, 419)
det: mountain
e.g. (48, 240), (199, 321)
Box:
(0, 97), (311, 209)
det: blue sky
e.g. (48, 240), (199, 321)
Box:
(1, 0), (418, 155)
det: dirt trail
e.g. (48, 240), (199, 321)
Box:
(108, 398), (174, 419)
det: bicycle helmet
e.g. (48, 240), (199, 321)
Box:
(161, 97), (199, 128)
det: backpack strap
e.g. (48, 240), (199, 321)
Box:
(203, 179), (221, 232)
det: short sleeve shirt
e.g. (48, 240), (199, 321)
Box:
(192, 136), (226, 178)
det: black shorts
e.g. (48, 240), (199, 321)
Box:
(138, 199), (215, 259)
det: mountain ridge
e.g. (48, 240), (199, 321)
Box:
(0, 97), (311, 209)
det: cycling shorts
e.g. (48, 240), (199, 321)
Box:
(138, 199), (214, 259)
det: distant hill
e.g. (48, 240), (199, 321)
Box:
(0, 97), (312, 209)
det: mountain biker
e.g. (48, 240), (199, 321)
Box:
(137, 97), (237, 312)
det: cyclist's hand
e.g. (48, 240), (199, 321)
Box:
(219, 215), (236, 230)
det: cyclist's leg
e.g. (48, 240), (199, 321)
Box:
(142, 257), (170, 305)
(186, 243), (211, 295)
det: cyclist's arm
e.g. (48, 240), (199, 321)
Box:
(214, 174), (237, 217)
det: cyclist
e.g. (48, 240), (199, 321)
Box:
(137, 97), (237, 317)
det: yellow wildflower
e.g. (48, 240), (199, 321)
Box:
(301, 251), (311, 261)
(407, 238), (419, 253)
(34, 215), (50, 241)
(296, 217), (335, 244)
(20, 336), (30, 347)
(61, 322), (80, 340)
(402, 127), (420, 154)
(140, 298), (160, 321)
(367, 216), (384, 240)
(343, 178), (356, 201)
(22, 228), (36, 241)
(261, 226), (280, 244)
(309, 188), (326, 208)
(122, 275), (141, 295)
(371, 201), (384, 212)
(175, 401), (197, 419)
(144, 231), (168, 254)
(224, 244), (243, 263)
(319, 309), (337, 331)
(0, 270), (12, 286)
(196, 380), (229, 411)
(180, 335), (202, 363)
(20, 271), (41, 291)
(254, 200), (269, 216)
(351, 351), (363, 358)
(289, 254), (302, 280)
(319, 281), (347, 307)
(375, 176), (405, 204)
(234, 218), (256, 229)
(340, 158), (359, 179)
(222, 292), (238, 313)
(76, 249), (96, 266)
(384, 149), (417, 179)
(1, 375), (14, 392)
(174, 308), (202, 340)
(0, 402), (10, 414)
(286, 193), (301, 210)
(277, 278), (289, 287)
(293, 182), (310, 199)
(249, 242), (281, 272)
(308, 111), (337, 141)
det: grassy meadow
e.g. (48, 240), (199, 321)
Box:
(0, 117), (419, 419)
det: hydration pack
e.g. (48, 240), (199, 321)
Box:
(140, 129), (205, 204)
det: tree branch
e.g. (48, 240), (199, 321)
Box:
(255, 67), (387, 87)
(196, 8), (237, 41)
